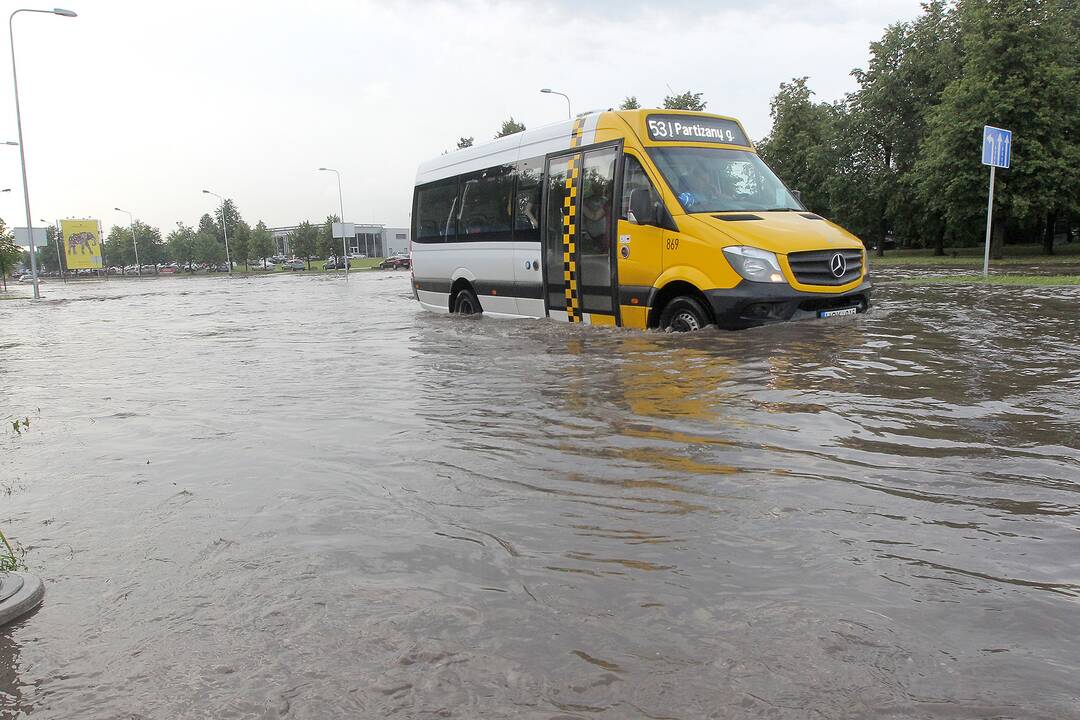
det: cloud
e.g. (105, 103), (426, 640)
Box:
(0, 0), (924, 233)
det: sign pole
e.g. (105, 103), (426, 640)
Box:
(54, 222), (64, 282)
(983, 165), (995, 277)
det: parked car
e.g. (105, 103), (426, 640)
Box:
(324, 257), (349, 270)
(284, 258), (306, 271)
(160, 267), (177, 274)
(378, 255), (411, 270)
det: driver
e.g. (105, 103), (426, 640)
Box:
(679, 166), (725, 210)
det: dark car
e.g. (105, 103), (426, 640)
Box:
(378, 255), (411, 270)
(324, 257), (348, 270)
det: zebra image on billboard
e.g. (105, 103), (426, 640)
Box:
(62, 219), (103, 269)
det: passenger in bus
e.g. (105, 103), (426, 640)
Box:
(581, 192), (610, 251)
(516, 195), (539, 229)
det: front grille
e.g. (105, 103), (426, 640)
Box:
(787, 248), (864, 286)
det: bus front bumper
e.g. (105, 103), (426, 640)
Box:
(704, 279), (872, 329)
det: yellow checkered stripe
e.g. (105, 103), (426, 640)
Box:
(563, 118), (586, 322)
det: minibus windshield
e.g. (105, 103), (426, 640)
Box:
(649, 147), (803, 214)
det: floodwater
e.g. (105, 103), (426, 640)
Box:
(1, 270), (1078, 719)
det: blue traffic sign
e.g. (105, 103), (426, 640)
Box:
(982, 125), (1012, 168)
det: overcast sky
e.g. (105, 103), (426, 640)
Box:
(0, 0), (924, 235)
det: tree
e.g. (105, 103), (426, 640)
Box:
(495, 117), (526, 138)
(209, 199), (243, 244)
(619, 96), (640, 110)
(0, 220), (19, 290)
(917, 0), (1079, 256)
(103, 224), (133, 270)
(167, 223), (197, 270)
(103, 221), (162, 270)
(39, 226), (64, 273)
(757, 78), (840, 219)
(289, 221), (318, 268)
(252, 221), (275, 269)
(231, 220), (252, 270)
(663, 90), (706, 111)
(194, 227), (225, 266)
(457, 137), (474, 149)
(131, 221), (164, 269)
(318, 214), (340, 259)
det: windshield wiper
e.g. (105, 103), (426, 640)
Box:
(760, 207), (798, 212)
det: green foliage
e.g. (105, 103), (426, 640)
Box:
(619, 96), (640, 110)
(495, 117), (526, 138)
(232, 220), (252, 270)
(0, 528), (21, 572)
(289, 221), (318, 267)
(252, 221), (276, 267)
(456, 136), (474, 149)
(0, 219), (22, 289)
(757, 78), (840, 219)
(197, 213), (218, 239)
(759, 0), (1078, 255)
(662, 90), (706, 111)
(167, 223), (197, 269)
(104, 224), (133, 267)
(318, 214), (340, 258)
(917, 0), (1079, 253)
(101, 220), (163, 269)
(194, 228), (225, 265)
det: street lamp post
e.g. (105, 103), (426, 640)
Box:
(541, 88), (571, 120)
(114, 207), (141, 275)
(318, 167), (348, 280)
(39, 218), (63, 281)
(202, 189), (232, 276)
(10, 8), (77, 299)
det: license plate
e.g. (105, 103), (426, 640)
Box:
(819, 306), (858, 318)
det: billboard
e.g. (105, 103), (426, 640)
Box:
(62, 219), (103, 269)
(13, 227), (48, 249)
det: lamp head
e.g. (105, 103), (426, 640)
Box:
(53, 8), (77, 17)
(540, 88), (552, 94)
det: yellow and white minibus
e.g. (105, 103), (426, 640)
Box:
(411, 109), (870, 330)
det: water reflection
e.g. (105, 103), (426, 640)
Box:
(0, 628), (28, 716)
(0, 272), (1077, 717)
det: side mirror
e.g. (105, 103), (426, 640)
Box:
(791, 189), (802, 202)
(629, 188), (658, 226)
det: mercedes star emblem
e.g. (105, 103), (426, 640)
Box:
(830, 253), (847, 278)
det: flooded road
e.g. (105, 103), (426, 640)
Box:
(1, 270), (1078, 719)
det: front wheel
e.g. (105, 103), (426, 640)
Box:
(453, 287), (481, 315)
(658, 296), (710, 332)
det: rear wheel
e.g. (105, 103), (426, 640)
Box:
(658, 295), (710, 332)
(453, 287), (481, 315)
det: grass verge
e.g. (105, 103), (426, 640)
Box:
(899, 274), (1080, 286)
(872, 243), (1080, 267)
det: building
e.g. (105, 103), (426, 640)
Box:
(268, 223), (410, 258)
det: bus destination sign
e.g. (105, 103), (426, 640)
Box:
(646, 114), (749, 146)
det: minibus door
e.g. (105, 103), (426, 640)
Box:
(542, 146), (620, 325)
(616, 152), (667, 329)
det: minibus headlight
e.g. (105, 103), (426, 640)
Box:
(722, 246), (787, 283)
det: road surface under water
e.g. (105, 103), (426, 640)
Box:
(0, 270), (1078, 719)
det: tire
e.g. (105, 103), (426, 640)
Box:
(658, 295), (710, 332)
(452, 287), (482, 315)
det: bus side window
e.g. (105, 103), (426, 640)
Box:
(416, 178), (458, 242)
(460, 165), (514, 241)
(513, 156), (543, 243)
(621, 155), (659, 226)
